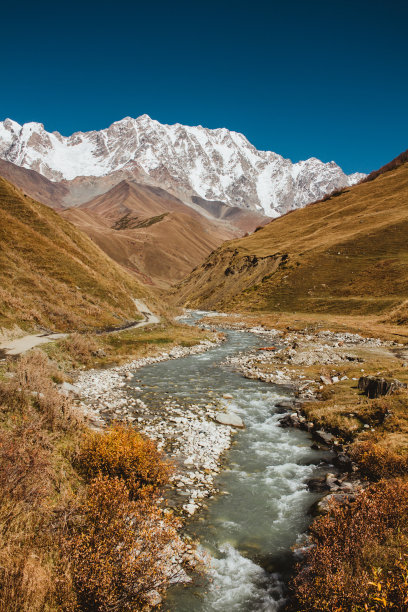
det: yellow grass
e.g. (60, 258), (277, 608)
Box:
(176, 162), (408, 318)
(0, 177), (150, 333)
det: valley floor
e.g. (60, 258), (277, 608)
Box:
(198, 311), (408, 611)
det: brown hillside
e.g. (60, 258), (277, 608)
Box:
(0, 177), (149, 333)
(62, 181), (237, 287)
(175, 161), (408, 316)
(0, 159), (68, 209)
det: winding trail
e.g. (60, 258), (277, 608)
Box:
(0, 299), (159, 356)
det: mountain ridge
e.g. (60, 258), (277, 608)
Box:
(0, 115), (365, 217)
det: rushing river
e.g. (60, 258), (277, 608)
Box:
(130, 312), (331, 611)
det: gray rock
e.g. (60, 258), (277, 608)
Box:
(358, 375), (406, 398)
(314, 430), (335, 445)
(215, 413), (244, 428)
(60, 382), (81, 396)
(145, 589), (162, 607)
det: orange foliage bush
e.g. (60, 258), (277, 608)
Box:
(290, 479), (408, 611)
(77, 424), (172, 498)
(350, 441), (407, 480)
(64, 475), (182, 611)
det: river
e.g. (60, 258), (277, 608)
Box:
(128, 311), (331, 611)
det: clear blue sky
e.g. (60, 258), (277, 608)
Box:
(2, 0), (407, 173)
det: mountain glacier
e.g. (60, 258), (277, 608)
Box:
(0, 115), (365, 216)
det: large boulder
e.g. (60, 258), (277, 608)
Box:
(358, 376), (406, 398)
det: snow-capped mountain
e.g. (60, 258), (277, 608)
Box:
(0, 115), (365, 216)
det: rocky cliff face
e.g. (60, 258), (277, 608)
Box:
(0, 115), (365, 216)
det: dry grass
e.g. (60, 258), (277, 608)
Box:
(45, 321), (218, 369)
(176, 161), (408, 319)
(0, 351), (82, 611)
(77, 425), (173, 499)
(0, 349), (185, 610)
(0, 176), (149, 333)
(63, 475), (182, 612)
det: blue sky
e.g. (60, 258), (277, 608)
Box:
(1, 0), (407, 173)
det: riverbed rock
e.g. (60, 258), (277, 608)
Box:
(314, 430), (335, 445)
(60, 382), (81, 396)
(307, 477), (331, 492)
(275, 400), (295, 409)
(215, 413), (244, 428)
(358, 375), (406, 398)
(279, 413), (300, 428)
(144, 590), (162, 607)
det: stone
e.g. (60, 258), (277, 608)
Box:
(314, 430), (335, 445)
(145, 590), (162, 607)
(320, 375), (332, 385)
(358, 375), (406, 398)
(333, 452), (352, 472)
(307, 477), (330, 492)
(223, 393), (233, 399)
(279, 413), (300, 428)
(275, 400), (295, 409)
(215, 413), (244, 428)
(60, 382), (81, 396)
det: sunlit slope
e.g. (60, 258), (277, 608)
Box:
(0, 177), (149, 332)
(176, 161), (408, 315)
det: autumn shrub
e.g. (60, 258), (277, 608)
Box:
(60, 333), (99, 365)
(64, 475), (182, 612)
(0, 422), (62, 612)
(363, 555), (408, 610)
(77, 424), (172, 498)
(12, 351), (80, 431)
(350, 441), (407, 480)
(290, 479), (408, 611)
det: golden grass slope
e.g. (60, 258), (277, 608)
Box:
(176, 161), (408, 316)
(0, 177), (149, 332)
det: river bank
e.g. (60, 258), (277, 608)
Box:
(73, 336), (238, 517)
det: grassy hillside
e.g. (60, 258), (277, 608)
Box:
(0, 159), (68, 209)
(0, 177), (150, 333)
(176, 160), (408, 317)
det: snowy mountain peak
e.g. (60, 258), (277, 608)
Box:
(0, 115), (366, 215)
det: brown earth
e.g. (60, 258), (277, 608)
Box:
(0, 159), (68, 209)
(62, 181), (257, 287)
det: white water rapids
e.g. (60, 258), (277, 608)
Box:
(128, 312), (331, 610)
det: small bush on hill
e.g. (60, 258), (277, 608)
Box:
(64, 475), (182, 612)
(60, 333), (100, 366)
(290, 479), (408, 611)
(77, 424), (172, 498)
(350, 441), (407, 480)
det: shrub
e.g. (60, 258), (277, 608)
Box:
(64, 475), (182, 611)
(0, 422), (61, 612)
(12, 351), (80, 431)
(77, 424), (172, 498)
(290, 479), (408, 611)
(60, 333), (99, 365)
(350, 441), (407, 480)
